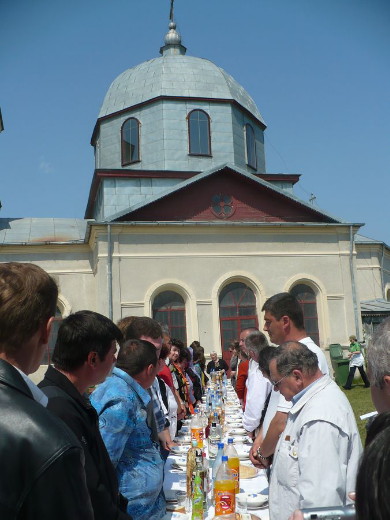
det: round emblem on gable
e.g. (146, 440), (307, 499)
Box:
(211, 194), (235, 219)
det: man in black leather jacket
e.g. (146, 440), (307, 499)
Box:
(39, 310), (132, 520)
(0, 262), (94, 520)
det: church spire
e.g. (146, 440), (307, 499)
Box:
(160, 0), (187, 56)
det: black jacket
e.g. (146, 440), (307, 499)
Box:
(39, 366), (131, 520)
(0, 359), (93, 520)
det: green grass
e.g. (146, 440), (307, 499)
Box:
(339, 378), (374, 444)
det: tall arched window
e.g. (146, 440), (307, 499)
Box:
(188, 110), (211, 156)
(291, 284), (320, 346)
(121, 117), (140, 165)
(219, 282), (258, 354)
(41, 307), (63, 365)
(152, 291), (187, 344)
(245, 123), (257, 169)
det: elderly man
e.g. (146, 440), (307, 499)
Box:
(206, 351), (228, 374)
(366, 317), (390, 413)
(242, 330), (272, 436)
(268, 341), (361, 520)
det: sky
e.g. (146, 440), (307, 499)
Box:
(1, 0), (390, 244)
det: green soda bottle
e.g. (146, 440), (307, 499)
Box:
(192, 471), (204, 520)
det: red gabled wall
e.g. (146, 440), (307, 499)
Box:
(117, 169), (333, 223)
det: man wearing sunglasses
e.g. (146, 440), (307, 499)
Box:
(267, 341), (361, 520)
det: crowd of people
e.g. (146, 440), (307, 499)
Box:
(0, 261), (389, 520)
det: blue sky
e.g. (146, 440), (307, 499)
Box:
(1, 0), (389, 244)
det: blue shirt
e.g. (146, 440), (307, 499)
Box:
(91, 367), (165, 520)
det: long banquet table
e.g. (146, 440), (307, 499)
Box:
(163, 383), (270, 520)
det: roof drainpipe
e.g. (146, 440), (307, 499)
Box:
(349, 225), (360, 336)
(107, 223), (113, 320)
(381, 243), (385, 298)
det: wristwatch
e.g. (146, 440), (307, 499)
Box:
(256, 448), (270, 461)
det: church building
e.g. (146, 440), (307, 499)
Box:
(1, 16), (389, 375)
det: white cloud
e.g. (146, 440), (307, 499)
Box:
(39, 156), (54, 174)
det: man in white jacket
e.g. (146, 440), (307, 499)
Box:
(268, 341), (361, 520)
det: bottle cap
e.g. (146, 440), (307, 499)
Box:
(222, 455), (228, 462)
(228, 438), (233, 444)
(192, 440), (198, 447)
(217, 442), (224, 449)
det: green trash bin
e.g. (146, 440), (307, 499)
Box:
(329, 343), (350, 386)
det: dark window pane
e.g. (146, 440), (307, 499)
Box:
(122, 118), (140, 164)
(189, 110), (210, 155)
(291, 284), (320, 345)
(245, 124), (256, 169)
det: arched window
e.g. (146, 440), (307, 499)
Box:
(219, 282), (258, 355)
(245, 123), (257, 169)
(152, 291), (187, 344)
(291, 284), (320, 346)
(188, 110), (211, 156)
(41, 307), (63, 365)
(121, 117), (140, 165)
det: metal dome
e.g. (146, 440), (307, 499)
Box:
(98, 54), (265, 125)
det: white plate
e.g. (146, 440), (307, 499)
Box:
(162, 512), (189, 520)
(170, 445), (190, 455)
(171, 456), (187, 467)
(237, 493), (268, 508)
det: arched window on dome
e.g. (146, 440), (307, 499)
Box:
(188, 110), (211, 156)
(290, 284), (320, 346)
(152, 290), (187, 344)
(121, 118), (140, 165)
(245, 123), (257, 169)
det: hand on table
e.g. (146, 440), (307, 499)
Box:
(288, 510), (304, 520)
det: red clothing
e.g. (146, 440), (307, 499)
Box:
(158, 364), (174, 390)
(235, 359), (249, 408)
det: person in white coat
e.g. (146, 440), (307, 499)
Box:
(268, 341), (362, 520)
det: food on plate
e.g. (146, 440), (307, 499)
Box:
(239, 464), (258, 479)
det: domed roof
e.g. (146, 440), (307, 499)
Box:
(98, 54), (266, 126)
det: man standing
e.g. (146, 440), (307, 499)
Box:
(268, 341), (361, 520)
(39, 310), (131, 520)
(241, 330), (272, 436)
(0, 262), (93, 520)
(121, 316), (175, 451)
(250, 292), (328, 465)
(91, 339), (166, 520)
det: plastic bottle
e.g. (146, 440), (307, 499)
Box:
(208, 422), (221, 459)
(191, 409), (204, 448)
(214, 455), (236, 516)
(192, 471), (204, 520)
(224, 438), (240, 493)
(186, 440), (198, 497)
(212, 442), (225, 480)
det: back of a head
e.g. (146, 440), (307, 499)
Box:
(52, 310), (122, 372)
(356, 423), (390, 520)
(116, 339), (157, 376)
(123, 316), (162, 341)
(245, 330), (269, 359)
(367, 317), (390, 388)
(0, 262), (58, 353)
(258, 346), (277, 377)
(262, 292), (304, 330)
(274, 341), (318, 377)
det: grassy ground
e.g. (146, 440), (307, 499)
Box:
(339, 377), (374, 444)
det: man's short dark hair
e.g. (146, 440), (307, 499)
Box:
(273, 341), (318, 377)
(52, 310), (122, 371)
(116, 339), (157, 376)
(0, 262), (58, 353)
(258, 346), (277, 377)
(262, 292), (304, 330)
(123, 316), (162, 341)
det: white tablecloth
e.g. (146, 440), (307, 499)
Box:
(164, 456), (270, 520)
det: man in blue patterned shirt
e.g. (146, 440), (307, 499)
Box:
(91, 339), (166, 520)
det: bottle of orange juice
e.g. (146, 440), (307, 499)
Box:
(214, 455), (236, 516)
(191, 409), (204, 448)
(224, 438), (240, 493)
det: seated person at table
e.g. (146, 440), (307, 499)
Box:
(91, 339), (165, 520)
(206, 351), (228, 374)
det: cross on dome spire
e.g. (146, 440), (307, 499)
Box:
(160, 0), (187, 56)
